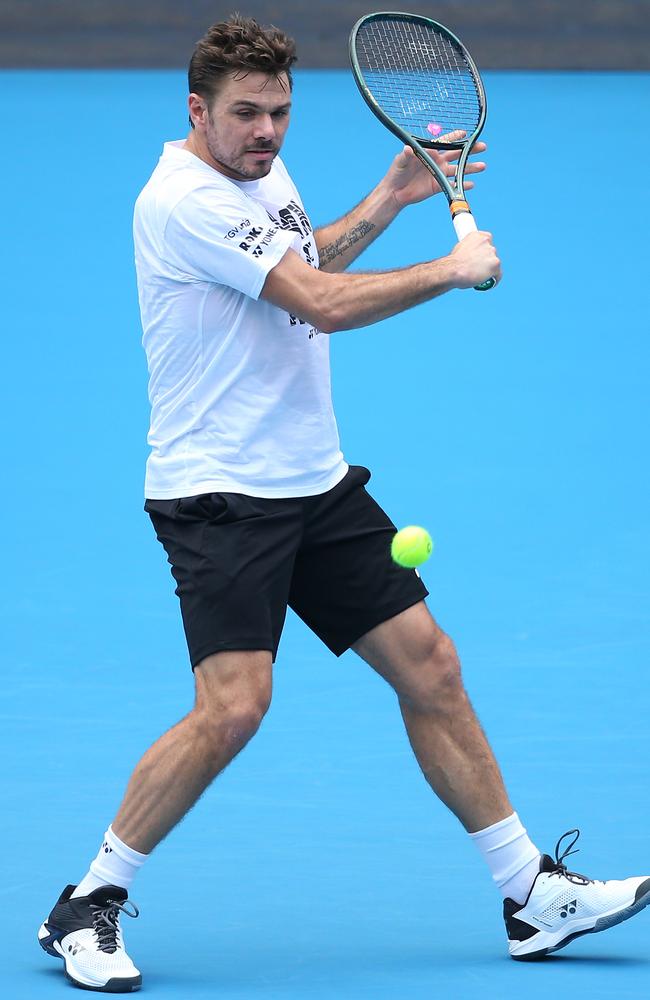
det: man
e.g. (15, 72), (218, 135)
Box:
(38, 15), (649, 993)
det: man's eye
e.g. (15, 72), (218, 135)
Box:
(237, 111), (254, 119)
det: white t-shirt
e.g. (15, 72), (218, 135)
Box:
(133, 141), (348, 499)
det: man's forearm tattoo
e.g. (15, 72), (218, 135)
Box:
(319, 219), (376, 266)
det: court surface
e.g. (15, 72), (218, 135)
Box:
(2, 69), (650, 998)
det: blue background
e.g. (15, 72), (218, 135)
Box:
(2, 69), (650, 997)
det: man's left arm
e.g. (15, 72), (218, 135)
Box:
(315, 132), (486, 273)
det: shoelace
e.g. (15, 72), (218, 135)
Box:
(549, 829), (593, 886)
(90, 899), (139, 954)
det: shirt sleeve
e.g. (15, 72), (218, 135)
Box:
(162, 184), (295, 299)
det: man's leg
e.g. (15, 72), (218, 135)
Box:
(352, 600), (542, 906)
(39, 650), (272, 991)
(112, 649), (273, 853)
(351, 601), (650, 958)
(352, 600), (510, 832)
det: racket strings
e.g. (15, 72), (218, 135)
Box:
(354, 18), (481, 143)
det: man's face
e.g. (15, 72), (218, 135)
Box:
(192, 71), (292, 181)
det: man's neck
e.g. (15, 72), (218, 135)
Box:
(183, 131), (212, 168)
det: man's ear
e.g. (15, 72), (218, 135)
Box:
(188, 93), (208, 129)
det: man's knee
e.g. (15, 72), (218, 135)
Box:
(193, 650), (272, 759)
(398, 630), (464, 712)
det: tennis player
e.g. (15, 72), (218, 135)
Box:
(38, 15), (649, 992)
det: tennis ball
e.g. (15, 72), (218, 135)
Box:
(391, 525), (433, 568)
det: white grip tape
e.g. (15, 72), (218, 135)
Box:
(452, 211), (478, 242)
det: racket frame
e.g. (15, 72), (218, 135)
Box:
(349, 11), (496, 289)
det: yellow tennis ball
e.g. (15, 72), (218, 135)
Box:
(391, 525), (434, 568)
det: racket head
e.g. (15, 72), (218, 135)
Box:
(349, 11), (487, 154)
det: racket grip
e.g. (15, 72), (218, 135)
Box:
(451, 207), (497, 292)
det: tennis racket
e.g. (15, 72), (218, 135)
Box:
(349, 11), (496, 291)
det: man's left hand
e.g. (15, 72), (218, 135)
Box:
(385, 130), (487, 209)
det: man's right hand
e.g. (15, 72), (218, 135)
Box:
(448, 230), (501, 289)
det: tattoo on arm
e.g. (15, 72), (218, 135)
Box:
(319, 219), (376, 266)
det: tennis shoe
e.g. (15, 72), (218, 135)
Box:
(505, 829), (650, 959)
(38, 883), (141, 992)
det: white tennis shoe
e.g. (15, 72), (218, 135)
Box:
(505, 830), (650, 959)
(38, 883), (141, 992)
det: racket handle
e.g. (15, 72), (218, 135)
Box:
(451, 206), (497, 292)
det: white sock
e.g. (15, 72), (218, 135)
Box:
(470, 812), (541, 904)
(71, 826), (148, 898)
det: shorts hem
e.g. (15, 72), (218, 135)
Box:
(327, 587), (430, 658)
(190, 639), (275, 669)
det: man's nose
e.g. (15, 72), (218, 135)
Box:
(253, 114), (275, 141)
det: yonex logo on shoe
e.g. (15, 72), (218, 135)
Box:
(560, 900), (577, 918)
(68, 940), (86, 956)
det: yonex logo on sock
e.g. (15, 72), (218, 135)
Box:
(102, 842), (112, 854)
(560, 900), (577, 918)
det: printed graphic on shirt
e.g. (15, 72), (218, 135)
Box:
(302, 241), (316, 267)
(279, 199), (312, 237)
(223, 218), (251, 240)
(267, 199), (312, 237)
(237, 224), (280, 258)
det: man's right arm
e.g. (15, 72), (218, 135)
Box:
(261, 230), (501, 334)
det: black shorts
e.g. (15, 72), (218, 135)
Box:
(145, 465), (428, 667)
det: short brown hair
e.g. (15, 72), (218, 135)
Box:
(188, 13), (297, 125)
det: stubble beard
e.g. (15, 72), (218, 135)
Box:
(206, 135), (275, 182)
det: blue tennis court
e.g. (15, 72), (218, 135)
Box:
(2, 68), (650, 998)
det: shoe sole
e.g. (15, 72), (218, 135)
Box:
(38, 923), (142, 992)
(510, 882), (650, 961)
